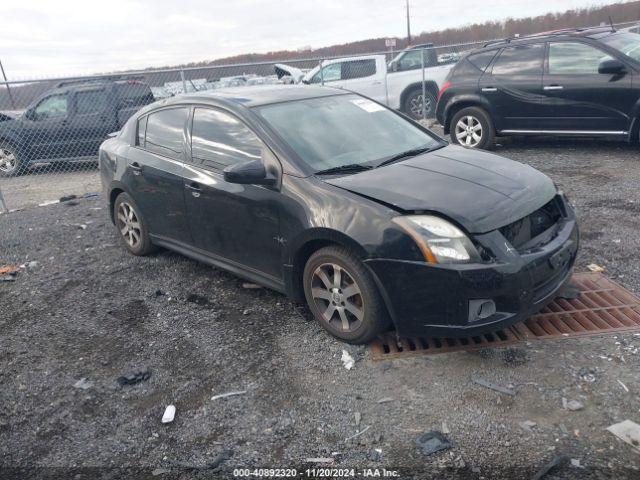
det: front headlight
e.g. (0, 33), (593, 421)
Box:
(392, 215), (481, 264)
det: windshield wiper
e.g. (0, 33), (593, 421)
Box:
(376, 145), (442, 168)
(314, 164), (373, 176)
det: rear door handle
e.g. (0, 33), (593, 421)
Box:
(185, 182), (202, 198)
(543, 85), (564, 90)
(130, 162), (142, 176)
(481, 87), (497, 92)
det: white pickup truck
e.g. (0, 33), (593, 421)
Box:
(275, 48), (453, 119)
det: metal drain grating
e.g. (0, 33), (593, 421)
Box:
(515, 272), (640, 340)
(368, 273), (640, 360)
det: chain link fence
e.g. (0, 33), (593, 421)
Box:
(0, 21), (638, 211)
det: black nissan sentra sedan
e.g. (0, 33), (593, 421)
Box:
(99, 85), (579, 344)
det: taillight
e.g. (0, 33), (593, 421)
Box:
(437, 80), (451, 100)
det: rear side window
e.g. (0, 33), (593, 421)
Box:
(492, 44), (544, 75)
(75, 90), (107, 115)
(548, 42), (614, 74)
(144, 107), (189, 159)
(116, 81), (154, 107)
(191, 108), (262, 170)
(467, 50), (498, 72)
(136, 116), (147, 146)
(341, 59), (376, 79)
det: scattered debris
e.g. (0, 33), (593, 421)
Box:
(0, 265), (19, 275)
(415, 431), (452, 456)
(607, 420), (640, 452)
(587, 263), (605, 272)
(304, 458), (334, 463)
(151, 468), (170, 476)
(531, 455), (569, 480)
(344, 425), (370, 442)
(519, 420), (537, 432)
(242, 282), (263, 289)
(558, 423), (569, 435)
(562, 398), (584, 411)
(117, 370), (152, 386)
(59, 195), (78, 203)
(162, 405), (176, 424)
(354, 412), (361, 427)
(441, 421), (450, 434)
(211, 390), (247, 401)
(570, 459), (584, 469)
(472, 377), (516, 396)
(0, 275), (16, 282)
(617, 379), (629, 393)
(71, 223), (87, 230)
(242, 309), (250, 315)
(38, 199), (59, 207)
(23, 261), (38, 269)
(377, 397), (394, 404)
(73, 378), (94, 390)
(341, 350), (355, 370)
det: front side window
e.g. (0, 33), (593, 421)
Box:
(548, 42), (614, 74)
(256, 94), (441, 172)
(34, 94), (68, 119)
(75, 90), (108, 115)
(191, 108), (262, 170)
(310, 63), (341, 83)
(395, 50), (423, 71)
(492, 44), (544, 76)
(144, 107), (189, 159)
(600, 32), (640, 62)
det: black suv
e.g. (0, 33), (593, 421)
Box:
(436, 27), (640, 149)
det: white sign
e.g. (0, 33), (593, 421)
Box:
(385, 38), (397, 48)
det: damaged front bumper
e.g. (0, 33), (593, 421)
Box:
(365, 209), (579, 338)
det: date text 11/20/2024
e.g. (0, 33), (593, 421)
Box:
(233, 468), (401, 477)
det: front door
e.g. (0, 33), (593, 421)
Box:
(182, 107), (282, 281)
(24, 93), (76, 159)
(543, 41), (633, 132)
(479, 43), (548, 131)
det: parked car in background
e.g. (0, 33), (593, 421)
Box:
(0, 77), (154, 176)
(436, 27), (640, 149)
(276, 46), (453, 120)
(100, 85), (578, 344)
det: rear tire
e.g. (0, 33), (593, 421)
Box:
(113, 192), (156, 256)
(449, 106), (495, 150)
(403, 88), (436, 120)
(0, 141), (27, 177)
(303, 246), (390, 344)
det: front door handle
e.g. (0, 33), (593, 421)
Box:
(481, 87), (497, 92)
(185, 182), (202, 198)
(130, 162), (142, 176)
(543, 85), (564, 91)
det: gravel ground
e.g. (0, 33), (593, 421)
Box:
(1, 136), (640, 479)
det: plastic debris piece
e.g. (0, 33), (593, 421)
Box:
(617, 379), (629, 392)
(472, 377), (516, 396)
(415, 431), (452, 455)
(38, 200), (59, 207)
(73, 378), (94, 390)
(344, 425), (370, 442)
(565, 400), (584, 411)
(519, 420), (537, 432)
(441, 421), (450, 434)
(242, 282), (263, 289)
(59, 195), (78, 202)
(607, 420), (640, 452)
(531, 455), (569, 480)
(341, 350), (355, 370)
(377, 397), (394, 404)
(0, 265), (19, 275)
(211, 390), (247, 401)
(355, 412), (361, 426)
(587, 263), (605, 272)
(162, 405), (176, 423)
(117, 370), (152, 386)
(304, 458), (334, 463)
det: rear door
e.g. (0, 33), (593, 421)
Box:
(182, 106), (283, 280)
(126, 107), (192, 244)
(310, 58), (387, 103)
(68, 88), (115, 156)
(543, 41), (633, 131)
(479, 43), (548, 130)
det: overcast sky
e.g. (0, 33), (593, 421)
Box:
(0, 0), (622, 79)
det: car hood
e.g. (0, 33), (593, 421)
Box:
(323, 145), (556, 233)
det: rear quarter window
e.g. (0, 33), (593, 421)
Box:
(466, 50), (498, 72)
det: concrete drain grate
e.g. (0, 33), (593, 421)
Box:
(368, 273), (640, 360)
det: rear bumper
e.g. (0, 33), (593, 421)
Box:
(365, 217), (579, 338)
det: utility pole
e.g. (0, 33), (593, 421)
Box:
(406, 0), (412, 45)
(0, 59), (16, 110)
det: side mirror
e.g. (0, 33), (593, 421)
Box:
(24, 109), (36, 121)
(223, 160), (276, 186)
(598, 58), (627, 75)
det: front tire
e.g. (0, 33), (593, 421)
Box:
(113, 192), (155, 256)
(449, 106), (495, 150)
(403, 88), (436, 120)
(303, 246), (390, 344)
(0, 141), (27, 177)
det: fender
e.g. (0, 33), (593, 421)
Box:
(0, 125), (29, 157)
(441, 94), (496, 134)
(628, 100), (640, 142)
(106, 179), (130, 224)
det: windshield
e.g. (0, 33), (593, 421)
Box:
(600, 32), (640, 62)
(255, 94), (441, 173)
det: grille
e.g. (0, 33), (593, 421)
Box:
(500, 196), (563, 252)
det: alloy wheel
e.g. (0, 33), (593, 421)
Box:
(310, 263), (364, 332)
(116, 202), (142, 249)
(455, 115), (483, 147)
(409, 94), (432, 118)
(0, 147), (17, 173)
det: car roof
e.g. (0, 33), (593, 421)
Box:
(176, 84), (349, 108)
(480, 26), (618, 50)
